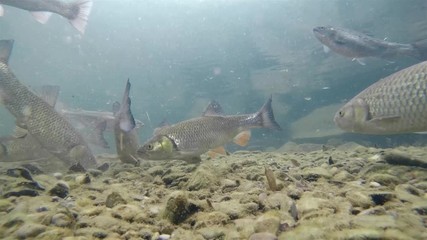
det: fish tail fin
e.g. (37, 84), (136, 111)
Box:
(255, 95), (282, 130)
(411, 39), (427, 60)
(68, 0), (93, 34)
(0, 39), (14, 64)
(30, 11), (53, 24)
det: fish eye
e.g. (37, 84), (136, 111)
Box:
(147, 144), (153, 150)
(339, 111), (344, 117)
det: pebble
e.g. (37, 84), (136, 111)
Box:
(51, 213), (73, 227)
(105, 192), (126, 208)
(49, 181), (70, 198)
(254, 214), (280, 234)
(249, 232), (278, 240)
(53, 172), (63, 180)
(76, 173), (91, 184)
(15, 223), (46, 239)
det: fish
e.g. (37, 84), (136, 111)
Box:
(137, 96), (282, 162)
(113, 79), (142, 166)
(313, 26), (427, 65)
(334, 61), (427, 134)
(0, 39), (97, 169)
(0, 0), (93, 34)
(39, 85), (143, 149)
(0, 130), (51, 162)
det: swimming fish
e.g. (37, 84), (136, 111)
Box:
(0, 0), (93, 34)
(113, 79), (142, 166)
(39, 84), (143, 149)
(137, 96), (282, 162)
(0, 39), (97, 169)
(0, 132), (50, 162)
(334, 61), (427, 134)
(313, 26), (427, 65)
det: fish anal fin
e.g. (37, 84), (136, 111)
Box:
(352, 58), (367, 65)
(323, 45), (330, 53)
(30, 11), (53, 24)
(233, 130), (251, 146)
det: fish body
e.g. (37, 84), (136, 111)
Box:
(0, 0), (93, 34)
(0, 134), (50, 162)
(137, 96), (282, 162)
(0, 39), (97, 169)
(313, 26), (427, 64)
(334, 61), (427, 134)
(113, 79), (141, 166)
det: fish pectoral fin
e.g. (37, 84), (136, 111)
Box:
(30, 11), (53, 24)
(207, 146), (227, 158)
(40, 85), (60, 107)
(368, 115), (401, 124)
(233, 130), (251, 147)
(352, 58), (367, 65)
(13, 126), (28, 139)
(322, 45), (330, 53)
(0, 5), (4, 17)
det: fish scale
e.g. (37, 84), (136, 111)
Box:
(334, 61), (427, 134)
(0, 40), (97, 168)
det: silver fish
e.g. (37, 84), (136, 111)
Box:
(0, 39), (97, 169)
(113, 79), (142, 166)
(137, 96), (282, 162)
(334, 61), (427, 134)
(0, 0), (93, 34)
(313, 26), (427, 65)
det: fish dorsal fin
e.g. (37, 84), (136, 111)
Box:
(112, 101), (120, 115)
(202, 100), (224, 116)
(13, 126), (28, 138)
(153, 119), (170, 135)
(40, 85), (60, 107)
(30, 11), (53, 24)
(0, 39), (14, 64)
(233, 130), (251, 146)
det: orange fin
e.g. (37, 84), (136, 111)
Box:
(233, 130), (251, 146)
(208, 146), (227, 158)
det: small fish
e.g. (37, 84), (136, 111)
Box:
(137, 96), (282, 162)
(313, 26), (427, 65)
(113, 79), (142, 166)
(0, 39), (97, 169)
(334, 61), (427, 134)
(0, 0), (93, 34)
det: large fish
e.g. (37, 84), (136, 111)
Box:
(313, 26), (427, 65)
(334, 61), (427, 134)
(0, 0), (93, 34)
(113, 79), (142, 166)
(137, 96), (282, 162)
(0, 39), (97, 169)
(0, 131), (50, 162)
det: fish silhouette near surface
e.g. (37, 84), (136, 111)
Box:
(113, 79), (142, 166)
(313, 26), (427, 65)
(0, 0), (93, 34)
(0, 39), (97, 169)
(334, 61), (427, 134)
(137, 96), (282, 163)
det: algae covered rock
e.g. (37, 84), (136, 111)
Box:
(163, 191), (199, 224)
(106, 192), (127, 208)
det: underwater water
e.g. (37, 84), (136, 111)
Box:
(0, 0), (427, 239)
